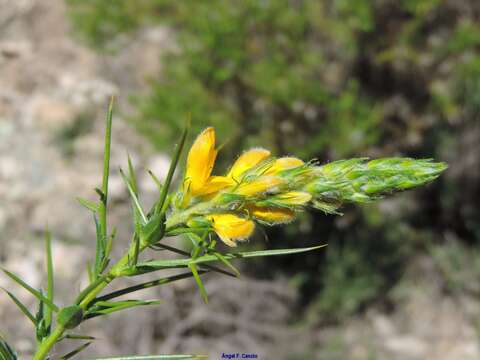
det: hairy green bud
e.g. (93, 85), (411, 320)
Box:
(57, 305), (83, 329)
(307, 158), (447, 213)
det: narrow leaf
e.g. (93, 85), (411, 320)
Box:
(61, 334), (96, 341)
(44, 227), (54, 328)
(96, 97), (114, 282)
(94, 299), (161, 308)
(127, 153), (138, 195)
(94, 271), (207, 302)
(85, 300), (161, 319)
(94, 214), (106, 277)
(148, 170), (163, 191)
(120, 168), (147, 224)
(136, 245), (327, 274)
(1, 287), (36, 325)
(189, 263), (208, 304)
(101, 97), (114, 201)
(35, 294), (48, 342)
(58, 342), (92, 360)
(150, 243), (236, 278)
(212, 251), (240, 277)
(76, 197), (99, 213)
(0, 335), (17, 360)
(103, 227), (116, 269)
(1, 268), (59, 312)
(157, 121), (189, 215)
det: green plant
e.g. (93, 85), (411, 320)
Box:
(66, 2), (480, 316)
(0, 99), (445, 359)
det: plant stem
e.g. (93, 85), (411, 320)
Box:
(31, 249), (133, 360)
(32, 325), (65, 360)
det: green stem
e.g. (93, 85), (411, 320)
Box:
(31, 248), (134, 359)
(32, 326), (65, 360)
(32, 208), (199, 358)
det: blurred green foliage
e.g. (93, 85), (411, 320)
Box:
(66, 0), (480, 321)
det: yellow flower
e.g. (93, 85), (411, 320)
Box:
(276, 191), (312, 206)
(184, 127), (218, 195)
(247, 206), (296, 224)
(208, 214), (255, 247)
(228, 148), (271, 180)
(236, 176), (282, 196)
(194, 176), (233, 196)
(264, 157), (304, 175)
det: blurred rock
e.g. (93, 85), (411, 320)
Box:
(30, 95), (76, 130)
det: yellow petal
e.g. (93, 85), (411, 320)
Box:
(276, 191), (312, 206)
(185, 127), (217, 194)
(247, 206), (296, 224)
(236, 176), (282, 196)
(228, 148), (271, 180)
(264, 157), (304, 175)
(194, 176), (234, 196)
(208, 214), (255, 247)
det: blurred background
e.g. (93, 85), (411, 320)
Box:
(0, 0), (479, 359)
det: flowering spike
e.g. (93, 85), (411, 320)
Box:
(307, 158), (447, 213)
(167, 128), (446, 246)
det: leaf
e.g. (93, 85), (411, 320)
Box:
(148, 169), (163, 191)
(96, 97), (114, 279)
(120, 168), (147, 224)
(35, 294), (49, 342)
(58, 342), (92, 360)
(135, 245), (327, 274)
(130, 234), (140, 268)
(94, 214), (106, 277)
(188, 263), (208, 304)
(76, 197), (99, 213)
(44, 227), (54, 329)
(211, 251), (240, 277)
(94, 299), (161, 308)
(101, 97), (114, 201)
(157, 121), (189, 215)
(94, 271), (207, 303)
(150, 243), (236, 278)
(1, 287), (36, 325)
(85, 299), (161, 320)
(103, 227), (116, 265)
(127, 152), (138, 195)
(1, 268), (59, 312)
(61, 334), (96, 341)
(0, 335), (17, 360)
